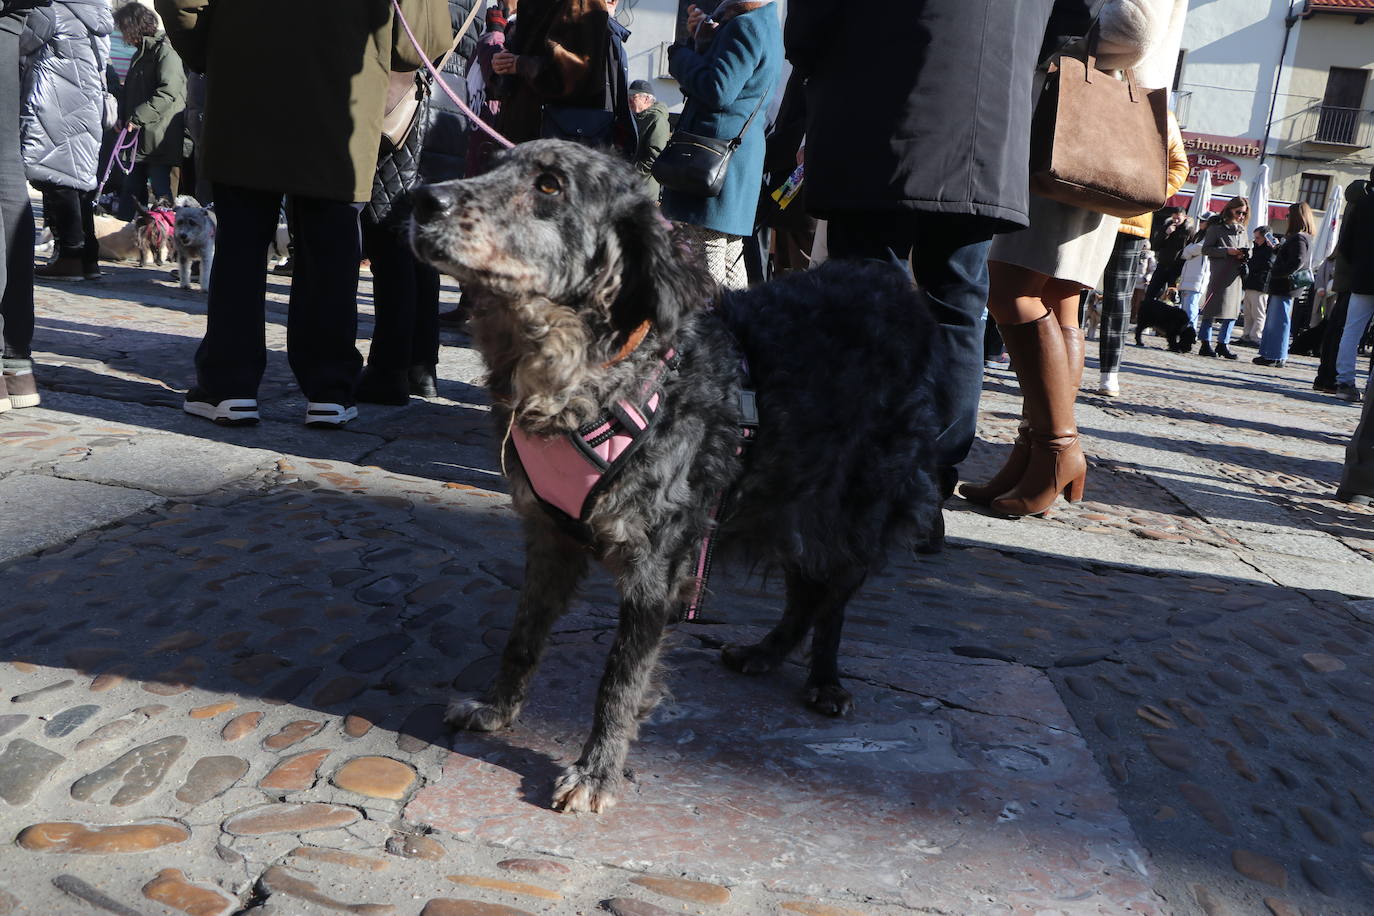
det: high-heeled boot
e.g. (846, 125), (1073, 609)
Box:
(990, 314), (1087, 516)
(959, 325), (1082, 505)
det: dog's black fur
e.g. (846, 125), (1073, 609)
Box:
(1289, 319), (1326, 357)
(410, 140), (944, 813)
(1134, 297), (1198, 352)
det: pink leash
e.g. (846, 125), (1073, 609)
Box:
(391, 0), (515, 151)
(95, 126), (139, 199)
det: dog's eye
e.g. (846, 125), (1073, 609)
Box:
(535, 174), (562, 196)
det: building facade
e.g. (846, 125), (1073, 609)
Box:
(1175, 0), (1373, 227)
(1267, 1), (1374, 221)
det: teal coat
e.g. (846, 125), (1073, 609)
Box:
(660, 5), (781, 238)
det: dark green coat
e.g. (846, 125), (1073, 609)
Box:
(155, 0), (452, 203)
(633, 99), (669, 199)
(121, 33), (187, 166)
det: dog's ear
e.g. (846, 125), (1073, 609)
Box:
(608, 196), (713, 343)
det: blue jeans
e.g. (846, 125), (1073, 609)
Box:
(1260, 295), (1294, 361)
(1180, 289), (1203, 329)
(1199, 318), (1235, 347)
(827, 212), (995, 470)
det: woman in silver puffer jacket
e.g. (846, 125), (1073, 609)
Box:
(20, 0), (113, 280)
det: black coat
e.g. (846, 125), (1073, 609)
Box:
(1243, 241), (1275, 293)
(785, 0), (1059, 231)
(1339, 185), (1374, 296)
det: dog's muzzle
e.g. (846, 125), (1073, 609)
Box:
(412, 184), (458, 223)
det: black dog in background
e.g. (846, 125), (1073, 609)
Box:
(409, 141), (945, 813)
(1135, 297), (1198, 353)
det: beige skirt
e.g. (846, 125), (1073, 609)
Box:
(989, 193), (1121, 289)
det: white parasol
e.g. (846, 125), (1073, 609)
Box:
(1187, 169), (1213, 221)
(1312, 196), (1343, 264)
(1247, 163), (1270, 233)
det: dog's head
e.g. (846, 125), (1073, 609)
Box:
(409, 140), (711, 373)
(172, 197), (215, 247)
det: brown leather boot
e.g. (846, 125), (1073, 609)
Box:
(959, 325), (1083, 506)
(990, 314), (1086, 516)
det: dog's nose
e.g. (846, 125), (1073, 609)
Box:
(412, 184), (457, 222)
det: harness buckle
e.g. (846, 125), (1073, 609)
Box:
(737, 389), (759, 428)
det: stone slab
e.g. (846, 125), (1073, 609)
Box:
(0, 474), (162, 563)
(53, 433), (275, 497)
(407, 630), (1160, 914)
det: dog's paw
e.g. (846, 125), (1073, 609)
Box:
(804, 682), (853, 717)
(445, 696), (513, 732)
(551, 764), (619, 814)
(721, 643), (784, 675)
(179, 281), (192, 290)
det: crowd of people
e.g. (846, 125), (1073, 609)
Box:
(0, 0), (1370, 510)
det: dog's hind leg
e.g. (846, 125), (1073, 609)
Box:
(201, 247), (213, 293)
(802, 565), (866, 716)
(551, 572), (679, 814)
(447, 521), (587, 733)
(720, 567), (824, 676)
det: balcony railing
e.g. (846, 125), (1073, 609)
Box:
(1308, 105), (1372, 147)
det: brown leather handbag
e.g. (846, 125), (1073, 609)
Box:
(1029, 49), (1169, 219)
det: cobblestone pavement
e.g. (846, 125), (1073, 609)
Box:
(1, 259), (1372, 916)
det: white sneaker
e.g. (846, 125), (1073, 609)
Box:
(183, 387), (259, 425)
(1098, 372), (1120, 397)
(305, 402), (358, 428)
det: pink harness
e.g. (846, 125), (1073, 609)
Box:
(511, 348), (757, 619)
(147, 207), (176, 236)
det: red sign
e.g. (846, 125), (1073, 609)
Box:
(1181, 132), (1262, 159)
(1187, 152), (1242, 187)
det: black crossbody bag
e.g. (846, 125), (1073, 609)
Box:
(652, 89), (767, 198)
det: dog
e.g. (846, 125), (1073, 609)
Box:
(133, 198), (175, 267)
(1289, 319), (1325, 358)
(409, 140), (944, 814)
(94, 214), (140, 262)
(1082, 289), (1102, 341)
(1134, 296), (1198, 352)
(171, 195), (215, 291)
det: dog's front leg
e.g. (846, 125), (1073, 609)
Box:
(447, 519), (587, 732)
(721, 567), (821, 675)
(551, 586), (672, 814)
(178, 255), (192, 290)
(802, 566), (866, 716)
(201, 246), (214, 293)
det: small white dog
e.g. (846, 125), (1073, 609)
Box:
(172, 195), (216, 291)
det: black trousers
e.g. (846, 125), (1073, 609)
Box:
(1315, 290), (1351, 388)
(360, 216), (440, 373)
(34, 182), (98, 265)
(195, 184), (362, 403)
(825, 211), (995, 471)
(0, 16), (34, 362)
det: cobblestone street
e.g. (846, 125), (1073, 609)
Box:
(1, 260), (1372, 916)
